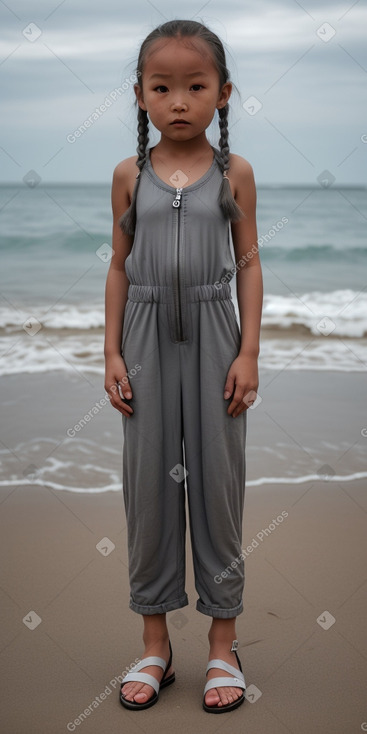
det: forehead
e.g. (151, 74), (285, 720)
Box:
(144, 36), (217, 77)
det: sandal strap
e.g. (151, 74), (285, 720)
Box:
(203, 675), (246, 696)
(129, 655), (167, 673)
(120, 640), (173, 697)
(206, 658), (245, 681)
(121, 671), (160, 695)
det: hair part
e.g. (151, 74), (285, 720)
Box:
(119, 19), (244, 236)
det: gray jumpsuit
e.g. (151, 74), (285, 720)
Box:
(121, 145), (247, 619)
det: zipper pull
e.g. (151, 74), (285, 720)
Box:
(172, 187), (183, 208)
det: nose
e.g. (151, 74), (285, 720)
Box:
(171, 99), (188, 112)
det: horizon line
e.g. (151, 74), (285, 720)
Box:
(0, 182), (366, 190)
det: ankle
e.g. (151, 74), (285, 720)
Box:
(143, 630), (169, 647)
(208, 627), (237, 645)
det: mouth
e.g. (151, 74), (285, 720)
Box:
(170, 119), (190, 125)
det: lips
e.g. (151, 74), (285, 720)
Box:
(171, 119), (190, 124)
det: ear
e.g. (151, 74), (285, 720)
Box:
(134, 83), (147, 111)
(217, 81), (232, 110)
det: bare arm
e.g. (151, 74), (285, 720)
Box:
(223, 157), (263, 417)
(231, 159), (263, 358)
(104, 160), (134, 415)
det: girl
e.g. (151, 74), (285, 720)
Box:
(104, 19), (263, 714)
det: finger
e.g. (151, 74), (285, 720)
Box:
(227, 385), (245, 416)
(116, 378), (134, 417)
(232, 401), (247, 418)
(223, 373), (235, 400)
(243, 389), (257, 407)
(117, 375), (133, 401)
(107, 383), (134, 416)
(233, 388), (257, 417)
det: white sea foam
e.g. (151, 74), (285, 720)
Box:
(1, 289), (366, 336)
(1, 289), (366, 375)
(260, 289), (367, 337)
(1, 471), (365, 494)
(1, 330), (367, 376)
(0, 435), (364, 495)
(0, 303), (105, 331)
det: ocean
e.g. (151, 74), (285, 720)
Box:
(1, 182), (366, 376)
(1, 181), (366, 494)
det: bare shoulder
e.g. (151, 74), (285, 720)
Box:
(110, 156), (138, 219)
(112, 155), (140, 201)
(113, 155), (139, 180)
(229, 153), (255, 182)
(228, 153), (256, 201)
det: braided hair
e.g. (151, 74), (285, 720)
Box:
(119, 20), (244, 236)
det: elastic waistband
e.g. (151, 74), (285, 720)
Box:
(127, 283), (232, 303)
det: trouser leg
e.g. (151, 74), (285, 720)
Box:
(181, 300), (247, 618)
(121, 302), (188, 614)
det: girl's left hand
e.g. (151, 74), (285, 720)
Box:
(223, 354), (259, 418)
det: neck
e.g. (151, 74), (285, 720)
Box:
(154, 133), (213, 160)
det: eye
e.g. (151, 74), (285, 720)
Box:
(154, 85), (168, 93)
(191, 84), (204, 91)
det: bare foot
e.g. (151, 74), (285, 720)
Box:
(120, 636), (174, 704)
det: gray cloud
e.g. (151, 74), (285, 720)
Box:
(1, 0), (366, 183)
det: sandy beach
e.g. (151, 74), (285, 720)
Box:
(0, 368), (366, 734)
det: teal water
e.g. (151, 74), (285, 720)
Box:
(0, 183), (366, 375)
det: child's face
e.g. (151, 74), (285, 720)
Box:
(134, 37), (232, 141)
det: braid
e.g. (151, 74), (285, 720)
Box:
(120, 21), (245, 231)
(119, 106), (149, 236)
(217, 106), (245, 222)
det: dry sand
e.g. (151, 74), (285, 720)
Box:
(0, 369), (366, 733)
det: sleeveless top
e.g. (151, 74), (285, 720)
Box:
(123, 145), (239, 344)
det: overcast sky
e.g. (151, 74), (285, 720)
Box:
(1, 0), (366, 184)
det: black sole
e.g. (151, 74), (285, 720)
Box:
(203, 648), (245, 714)
(203, 692), (245, 714)
(120, 673), (175, 710)
(119, 641), (175, 711)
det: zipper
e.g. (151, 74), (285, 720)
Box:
(172, 187), (184, 341)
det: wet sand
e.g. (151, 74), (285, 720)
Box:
(0, 368), (366, 733)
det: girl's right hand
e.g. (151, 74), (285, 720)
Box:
(104, 354), (134, 417)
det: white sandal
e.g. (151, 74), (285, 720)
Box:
(203, 639), (246, 713)
(120, 639), (175, 710)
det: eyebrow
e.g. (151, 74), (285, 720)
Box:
(148, 72), (209, 80)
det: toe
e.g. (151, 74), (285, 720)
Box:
(121, 681), (148, 702)
(216, 686), (243, 706)
(133, 683), (155, 703)
(120, 683), (133, 701)
(223, 686), (242, 703)
(218, 687), (231, 706)
(205, 689), (221, 707)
